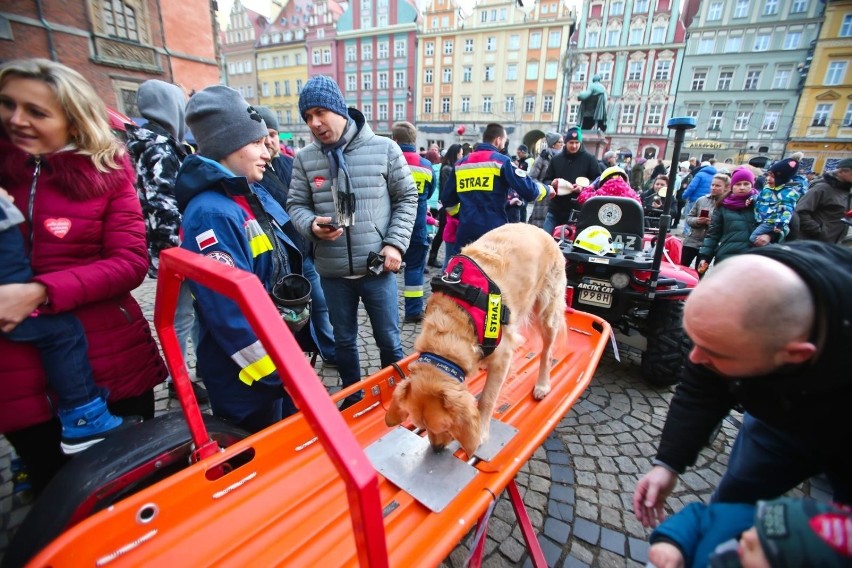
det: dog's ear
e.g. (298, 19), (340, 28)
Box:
(443, 389), (481, 457)
(385, 381), (410, 426)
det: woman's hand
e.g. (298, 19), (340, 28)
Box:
(0, 283), (48, 333)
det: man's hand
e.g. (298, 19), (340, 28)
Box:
(379, 245), (403, 272)
(633, 465), (678, 528)
(312, 216), (343, 240)
(648, 542), (685, 568)
(753, 234), (771, 247)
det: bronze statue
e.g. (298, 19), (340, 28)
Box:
(577, 74), (608, 132)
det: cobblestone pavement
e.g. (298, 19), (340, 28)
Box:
(0, 270), (821, 567)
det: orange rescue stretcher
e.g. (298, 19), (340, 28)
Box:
(28, 248), (611, 567)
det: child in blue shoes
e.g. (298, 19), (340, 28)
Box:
(0, 193), (133, 454)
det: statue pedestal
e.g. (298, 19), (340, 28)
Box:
(582, 130), (608, 159)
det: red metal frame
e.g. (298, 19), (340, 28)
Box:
(154, 248), (388, 568)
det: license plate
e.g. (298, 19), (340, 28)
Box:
(578, 288), (612, 308)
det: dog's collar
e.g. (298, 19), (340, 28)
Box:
(417, 352), (465, 383)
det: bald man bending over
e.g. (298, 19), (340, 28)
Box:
(634, 241), (852, 529)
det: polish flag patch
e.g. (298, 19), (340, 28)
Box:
(196, 229), (219, 250)
(44, 218), (71, 238)
(313, 176), (326, 189)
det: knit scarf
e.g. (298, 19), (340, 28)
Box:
(722, 189), (756, 210)
(321, 117), (356, 227)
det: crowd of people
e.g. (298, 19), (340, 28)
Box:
(1, 59), (850, 566)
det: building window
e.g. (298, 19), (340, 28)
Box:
(284, 110), (291, 124)
(296, 79), (303, 94)
(377, 41), (388, 59)
(790, 0), (807, 13)
(744, 68), (761, 89)
(543, 94), (554, 113)
(465, 38), (474, 52)
(484, 65), (495, 81)
(362, 73), (372, 90)
(524, 95), (535, 113)
(425, 69), (433, 84)
(103, 0), (140, 42)
(812, 103), (832, 126)
(323, 48), (331, 64)
(363, 103), (372, 121)
(610, 1), (624, 16)
(246, 85), (253, 98)
(394, 71), (405, 88)
(378, 103), (388, 121)
(395, 40), (406, 57)
(425, 42), (434, 56)
(228, 62), (235, 75)
(762, 109), (779, 130)
(692, 70), (707, 91)
(586, 31), (599, 47)
(654, 60), (671, 80)
(763, 0), (778, 14)
(442, 67), (452, 82)
(543, 61), (557, 79)
(346, 74), (356, 92)
(529, 32), (542, 49)
(621, 104), (636, 125)
(651, 26), (665, 44)
(718, 70), (734, 90)
(733, 0), (749, 18)
(605, 30), (619, 46)
(635, 0), (649, 12)
(441, 97), (450, 113)
(506, 63), (518, 81)
(842, 103), (852, 127)
(646, 104), (662, 126)
(272, 56), (280, 67)
(526, 61), (539, 80)
(628, 61), (643, 81)
(734, 110), (751, 130)
(708, 109), (724, 130)
(312, 49), (321, 65)
(394, 103), (404, 120)
(548, 31), (561, 48)
(262, 82), (269, 97)
(573, 63), (587, 82)
(842, 15), (852, 37)
(362, 44), (372, 60)
(783, 31), (801, 50)
(698, 37), (715, 54)
(707, 2), (723, 20)
(274, 81), (281, 96)
(444, 40), (453, 55)
(463, 67), (472, 82)
(423, 98), (432, 114)
(508, 35), (520, 50)
(772, 67), (791, 89)
(597, 61), (612, 81)
(685, 106), (700, 121)
(504, 96), (515, 114)
(825, 61), (847, 86)
(486, 36), (496, 51)
(346, 46), (356, 61)
(284, 80), (291, 96)
(482, 97), (492, 114)
(628, 28), (643, 45)
(461, 97), (470, 113)
(754, 34), (771, 51)
(378, 72), (388, 89)
(725, 36), (742, 52)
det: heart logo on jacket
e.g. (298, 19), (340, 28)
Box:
(44, 218), (71, 238)
(313, 176), (325, 189)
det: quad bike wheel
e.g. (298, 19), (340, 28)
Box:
(2, 413), (248, 568)
(641, 299), (691, 387)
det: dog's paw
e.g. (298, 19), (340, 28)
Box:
(533, 384), (551, 400)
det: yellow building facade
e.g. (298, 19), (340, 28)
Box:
(256, 37), (310, 144)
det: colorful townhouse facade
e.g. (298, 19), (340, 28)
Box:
(222, 1), (271, 106)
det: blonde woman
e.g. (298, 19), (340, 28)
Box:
(0, 59), (166, 493)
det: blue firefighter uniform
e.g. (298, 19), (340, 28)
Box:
(399, 143), (436, 319)
(175, 154), (310, 433)
(441, 143), (549, 247)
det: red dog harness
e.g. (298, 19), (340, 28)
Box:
(430, 255), (511, 357)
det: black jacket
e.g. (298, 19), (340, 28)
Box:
(656, 242), (852, 481)
(542, 148), (601, 217)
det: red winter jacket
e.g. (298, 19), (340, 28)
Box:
(0, 137), (167, 433)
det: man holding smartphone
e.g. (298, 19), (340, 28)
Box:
(287, 76), (417, 409)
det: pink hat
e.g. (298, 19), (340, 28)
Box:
(730, 167), (755, 187)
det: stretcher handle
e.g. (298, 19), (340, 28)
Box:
(155, 248), (388, 568)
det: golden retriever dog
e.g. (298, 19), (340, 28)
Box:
(385, 223), (567, 456)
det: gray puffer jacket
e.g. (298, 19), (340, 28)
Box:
(287, 108), (417, 277)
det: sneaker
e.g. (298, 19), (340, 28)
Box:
(11, 457), (32, 494)
(59, 398), (143, 455)
(428, 259), (442, 268)
(168, 380), (210, 404)
(403, 313), (424, 324)
(321, 358), (338, 369)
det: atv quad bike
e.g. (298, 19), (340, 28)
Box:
(559, 117), (700, 387)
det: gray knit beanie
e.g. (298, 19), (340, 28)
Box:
(255, 105), (279, 131)
(298, 76), (348, 122)
(545, 131), (562, 148)
(185, 85), (268, 161)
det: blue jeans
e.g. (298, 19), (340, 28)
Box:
(4, 313), (103, 409)
(402, 242), (428, 318)
(749, 222), (782, 244)
(320, 271), (403, 387)
(304, 255), (335, 362)
(711, 413), (850, 505)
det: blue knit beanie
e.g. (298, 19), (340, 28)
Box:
(298, 76), (349, 122)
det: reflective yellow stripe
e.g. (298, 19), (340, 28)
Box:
(232, 340), (277, 385)
(403, 287), (424, 298)
(536, 182), (548, 202)
(485, 293), (502, 339)
(447, 204), (460, 216)
(250, 234), (273, 257)
(411, 168), (432, 195)
(455, 163), (501, 193)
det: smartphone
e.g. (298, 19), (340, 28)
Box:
(317, 222), (338, 230)
(698, 209), (710, 218)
